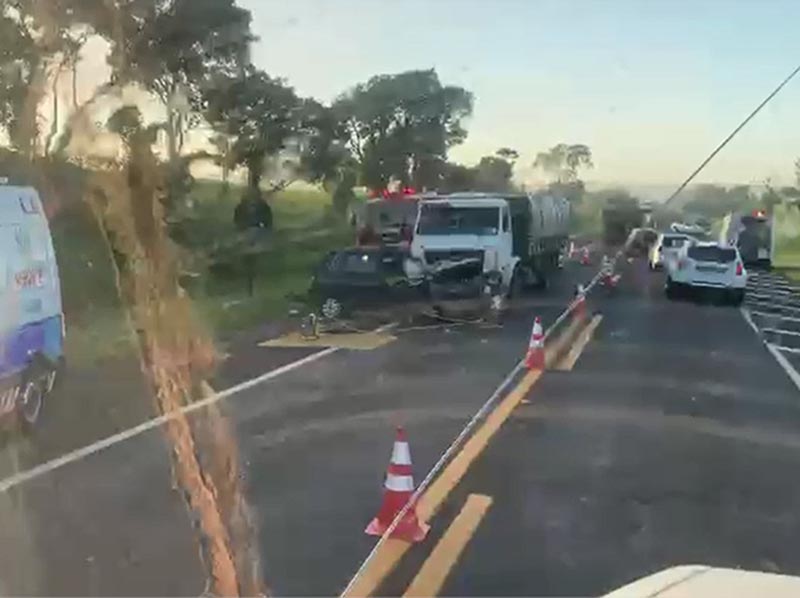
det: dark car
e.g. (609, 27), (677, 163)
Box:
(310, 247), (421, 318)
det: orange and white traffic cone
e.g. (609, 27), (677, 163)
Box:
(365, 426), (429, 543)
(581, 246), (591, 266)
(524, 316), (545, 370)
(573, 283), (587, 320)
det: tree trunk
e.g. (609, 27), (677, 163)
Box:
(72, 60), (78, 107)
(44, 62), (63, 157)
(84, 140), (266, 597)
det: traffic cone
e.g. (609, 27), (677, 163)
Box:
(581, 247), (591, 265)
(524, 316), (545, 370)
(573, 284), (587, 320)
(365, 427), (429, 543)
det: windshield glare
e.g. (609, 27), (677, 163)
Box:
(417, 206), (500, 236)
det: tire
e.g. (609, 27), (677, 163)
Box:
(320, 297), (344, 320)
(15, 364), (50, 432)
(665, 278), (678, 300)
(729, 289), (745, 307)
(507, 267), (524, 299)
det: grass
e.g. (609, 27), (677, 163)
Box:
(772, 203), (800, 282)
(53, 180), (353, 366)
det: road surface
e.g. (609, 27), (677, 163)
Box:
(0, 255), (799, 596)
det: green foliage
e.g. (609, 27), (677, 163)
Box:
(335, 69), (473, 189)
(533, 143), (593, 184)
(473, 156), (514, 191)
(682, 184), (759, 219)
(204, 67), (301, 184)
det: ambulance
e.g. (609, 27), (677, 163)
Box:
(0, 183), (64, 429)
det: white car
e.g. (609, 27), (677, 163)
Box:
(665, 242), (747, 304)
(649, 232), (693, 270)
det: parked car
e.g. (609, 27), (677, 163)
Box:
(665, 242), (747, 305)
(649, 232), (693, 270)
(310, 246), (421, 318)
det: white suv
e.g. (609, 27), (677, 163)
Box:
(665, 242), (747, 305)
(649, 233), (693, 270)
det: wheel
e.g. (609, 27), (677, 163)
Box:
(507, 267), (524, 299)
(320, 297), (343, 320)
(16, 378), (45, 430)
(665, 279), (678, 300)
(729, 289), (745, 306)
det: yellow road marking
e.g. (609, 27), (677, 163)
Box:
(403, 494), (493, 597)
(259, 331), (396, 351)
(544, 315), (585, 368)
(554, 315), (603, 371)
(343, 369), (541, 597)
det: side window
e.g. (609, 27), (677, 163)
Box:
(324, 252), (343, 272)
(502, 208), (510, 232)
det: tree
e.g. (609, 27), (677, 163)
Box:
(440, 161), (476, 192)
(204, 67), (301, 195)
(0, 0), (92, 157)
(496, 147), (519, 162)
(335, 69), (473, 190)
(533, 143), (593, 202)
(473, 156), (514, 191)
(533, 143), (593, 184)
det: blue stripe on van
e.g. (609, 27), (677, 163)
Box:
(0, 314), (63, 379)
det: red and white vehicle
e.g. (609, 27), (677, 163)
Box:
(355, 189), (439, 247)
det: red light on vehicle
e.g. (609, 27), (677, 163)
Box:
(367, 189), (379, 199)
(402, 186), (416, 195)
(381, 189), (390, 199)
(736, 262), (743, 276)
(752, 209), (766, 218)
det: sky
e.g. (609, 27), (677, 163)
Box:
(239, 0), (800, 189)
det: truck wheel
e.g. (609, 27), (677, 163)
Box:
(507, 267), (524, 299)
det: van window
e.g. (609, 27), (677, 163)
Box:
(502, 209), (510, 232)
(662, 235), (688, 248)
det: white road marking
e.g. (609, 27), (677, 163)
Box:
(766, 344), (800, 392)
(740, 307), (761, 335)
(774, 345), (800, 354)
(0, 346), (340, 494)
(762, 328), (800, 337)
(749, 310), (800, 323)
(746, 296), (800, 310)
(741, 307), (800, 392)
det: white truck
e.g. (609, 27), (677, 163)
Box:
(720, 209), (774, 268)
(409, 192), (570, 297)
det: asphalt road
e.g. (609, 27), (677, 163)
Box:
(0, 260), (592, 595)
(1, 253), (797, 597)
(380, 257), (800, 596)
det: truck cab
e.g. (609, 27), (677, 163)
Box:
(410, 192), (569, 296)
(411, 197), (515, 289)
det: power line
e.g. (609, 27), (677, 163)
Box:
(664, 61), (800, 206)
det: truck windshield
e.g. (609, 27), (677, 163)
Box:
(417, 205), (499, 235)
